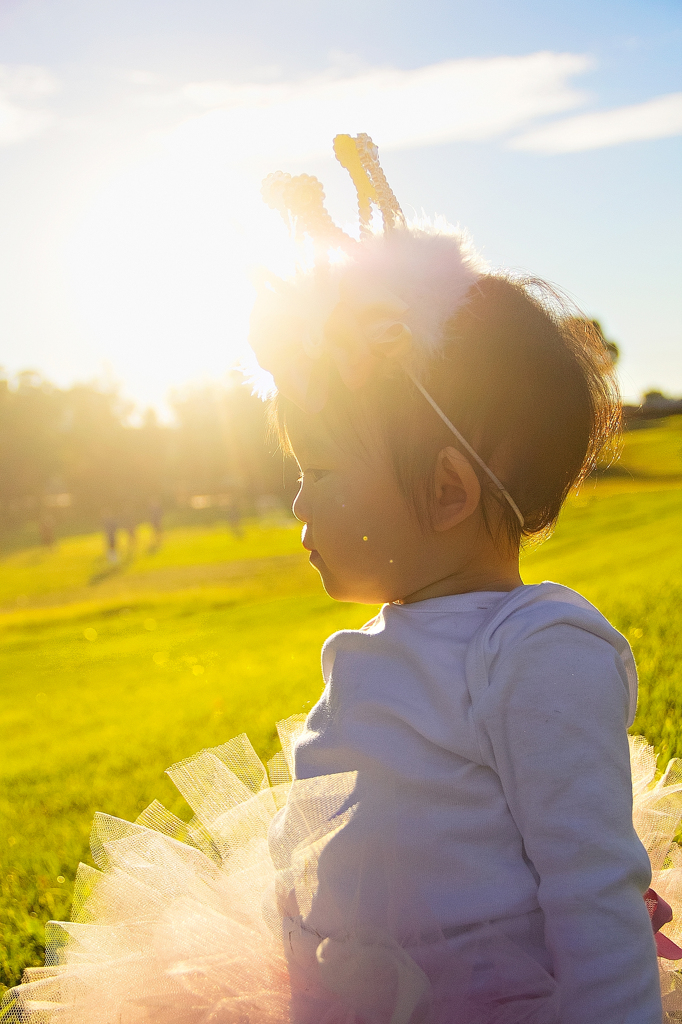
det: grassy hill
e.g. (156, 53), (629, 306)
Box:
(1, 417), (680, 994)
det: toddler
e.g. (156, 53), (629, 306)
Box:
(4, 134), (674, 1024)
(252, 134), (662, 1022)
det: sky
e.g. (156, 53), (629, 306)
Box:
(0, 0), (680, 417)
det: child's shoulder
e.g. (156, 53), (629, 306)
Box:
(473, 582), (638, 726)
(482, 581), (621, 645)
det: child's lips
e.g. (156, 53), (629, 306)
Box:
(301, 525), (315, 552)
(301, 527), (325, 567)
(304, 539), (321, 563)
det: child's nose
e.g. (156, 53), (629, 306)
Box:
(292, 481), (309, 523)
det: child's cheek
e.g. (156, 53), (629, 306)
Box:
(328, 489), (369, 556)
(330, 485), (353, 522)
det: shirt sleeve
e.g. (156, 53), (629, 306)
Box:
(473, 620), (662, 1024)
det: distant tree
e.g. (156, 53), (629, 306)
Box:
(562, 317), (620, 366)
(57, 383), (136, 516)
(170, 375), (284, 505)
(0, 371), (63, 524)
(589, 319), (620, 365)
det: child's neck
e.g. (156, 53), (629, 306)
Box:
(399, 558), (523, 605)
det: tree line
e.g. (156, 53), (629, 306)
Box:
(0, 370), (294, 547)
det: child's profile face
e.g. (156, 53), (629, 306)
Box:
(288, 428), (427, 605)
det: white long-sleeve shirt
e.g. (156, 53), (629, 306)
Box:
(293, 582), (662, 1023)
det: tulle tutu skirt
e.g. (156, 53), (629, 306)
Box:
(630, 736), (682, 1018)
(3, 721), (682, 1024)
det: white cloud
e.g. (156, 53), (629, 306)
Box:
(0, 65), (57, 98)
(510, 92), (682, 153)
(0, 99), (50, 145)
(0, 64), (58, 145)
(125, 70), (161, 87)
(149, 51), (592, 160)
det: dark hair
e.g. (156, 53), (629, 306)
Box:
(273, 274), (621, 547)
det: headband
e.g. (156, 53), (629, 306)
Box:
(249, 133), (525, 529)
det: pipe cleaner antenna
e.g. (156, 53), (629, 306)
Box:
(261, 171), (356, 253)
(333, 134), (378, 237)
(334, 133), (405, 234)
(355, 133), (405, 231)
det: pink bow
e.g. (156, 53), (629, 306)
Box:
(644, 887), (682, 959)
(250, 270), (413, 414)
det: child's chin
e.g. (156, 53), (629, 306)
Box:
(319, 575), (353, 602)
(320, 572), (384, 605)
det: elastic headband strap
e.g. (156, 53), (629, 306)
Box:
(404, 369), (525, 529)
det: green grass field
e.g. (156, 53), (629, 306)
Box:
(1, 417), (681, 994)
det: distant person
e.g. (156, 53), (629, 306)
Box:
(225, 496), (243, 538)
(8, 134), (669, 1023)
(120, 503), (138, 557)
(38, 512), (55, 548)
(102, 510), (118, 564)
(148, 499), (163, 551)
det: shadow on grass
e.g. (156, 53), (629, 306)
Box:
(89, 555), (133, 586)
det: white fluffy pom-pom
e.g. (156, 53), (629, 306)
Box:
(343, 217), (488, 362)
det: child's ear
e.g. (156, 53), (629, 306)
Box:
(431, 446), (481, 531)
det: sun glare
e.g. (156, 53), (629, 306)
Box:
(61, 116), (324, 415)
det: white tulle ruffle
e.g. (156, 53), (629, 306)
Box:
(1, 716), (358, 1023)
(630, 735), (682, 1019)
